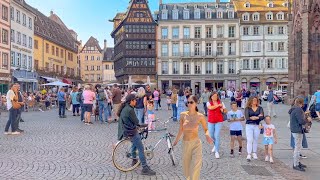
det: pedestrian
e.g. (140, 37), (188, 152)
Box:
(134, 87), (146, 124)
(200, 87), (210, 116)
(97, 84), (108, 123)
(259, 116), (278, 164)
(83, 85), (96, 125)
(207, 92), (227, 159)
(289, 98), (312, 171)
(117, 94), (156, 176)
(235, 89), (242, 108)
(171, 88), (178, 121)
(78, 88), (85, 122)
(313, 87), (320, 120)
(70, 87), (80, 116)
(173, 95), (213, 180)
(153, 88), (160, 111)
(15, 84), (25, 125)
(105, 87), (113, 122)
(146, 100), (155, 131)
(227, 101), (245, 157)
(4, 84), (24, 135)
(57, 87), (67, 118)
(112, 84), (122, 122)
(176, 89), (186, 122)
(145, 85), (154, 101)
(157, 88), (162, 110)
(245, 96), (264, 161)
(166, 95), (171, 110)
(267, 87), (277, 118)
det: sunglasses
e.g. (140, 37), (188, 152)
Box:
(187, 101), (195, 105)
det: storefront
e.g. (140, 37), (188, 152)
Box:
(241, 78), (247, 90)
(13, 70), (38, 92)
(279, 77), (288, 92)
(172, 80), (191, 90)
(250, 78), (260, 93)
(227, 80), (236, 90)
(266, 77), (277, 89)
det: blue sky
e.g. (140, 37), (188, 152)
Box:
(26, 0), (229, 47)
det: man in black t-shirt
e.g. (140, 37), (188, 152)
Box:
(145, 85), (154, 101)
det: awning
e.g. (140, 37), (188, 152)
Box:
(62, 78), (72, 85)
(266, 78), (277, 83)
(250, 78), (260, 83)
(280, 77), (288, 83)
(40, 76), (56, 82)
(16, 77), (38, 83)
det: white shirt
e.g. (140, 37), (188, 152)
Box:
(6, 90), (15, 110)
(263, 124), (275, 138)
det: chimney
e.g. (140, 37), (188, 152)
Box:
(159, 0), (162, 6)
(216, 0), (220, 3)
(50, 10), (54, 16)
(104, 39), (107, 50)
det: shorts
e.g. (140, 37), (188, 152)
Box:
(83, 104), (93, 112)
(315, 103), (320, 111)
(230, 130), (242, 136)
(263, 137), (274, 145)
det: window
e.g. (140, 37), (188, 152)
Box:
(205, 10), (212, 19)
(243, 27), (249, 35)
(253, 59), (260, 69)
(2, 5), (8, 21)
(267, 42), (275, 51)
(172, 10), (178, 20)
(172, 43), (179, 56)
(97, 66), (101, 70)
(91, 66), (94, 70)
(252, 42), (261, 52)
(172, 61), (179, 74)
(206, 43), (212, 56)
(278, 42), (285, 51)
(253, 13), (260, 21)
(16, 10), (20, 23)
(183, 61), (190, 74)
(267, 26), (273, 35)
(278, 26), (284, 34)
(243, 59), (250, 69)
(266, 13), (273, 20)
(17, 53), (21, 67)
(228, 10), (234, 18)
(183, 27), (190, 39)
(2, 29), (8, 45)
(90, 74), (94, 81)
(217, 11), (223, 19)
(206, 27), (212, 38)
(228, 26), (235, 37)
(60, 49), (64, 58)
(61, 66), (64, 74)
(162, 61), (168, 74)
(97, 74), (101, 81)
(161, 11), (168, 20)
(242, 42), (251, 52)
(205, 61), (213, 74)
(267, 59), (273, 69)
(194, 10), (200, 19)
(22, 13), (26, 26)
(228, 60), (236, 74)
(277, 13), (284, 20)
(172, 27), (179, 39)
(183, 43), (190, 56)
(105, 65), (109, 70)
(217, 61), (224, 74)
(161, 27), (168, 39)
(86, 66), (89, 70)
(217, 26), (224, 37)
(194, 62), (201, 74)
(51, 46), (55, 55)
(2, 53), (8, 69)
(243, 13), (249, 21)
(183, 10), (189, 19)
(217, 42), (224, 56)
(56, 47), (59, 56)
(28, 37), (32, 48)
(11, 29), (15, 42)
(278, 58), (287, 69)
(267, 2), (274, 8)
(91, 56), (94, 61)
(22, 34), (26, 46)
(228, 42), (236, 55)
(253, 26), (260, 35)
(85, 75), (89, 81)
(85, 56), (88, 61)
(194, 43), (200, 56)
(28, 56), (32, 69)
(244, 2), (250, 8)
(195, 27), (201, 38)
(34, 40), (38, 49)
(22, 54), (27, 67)
(11, 52), (15, 66)
(28, 17), (32, 29)
(46, 43), (49, 53)
(97, 56), (100, 61)
(10, 6), (14, 20)
(16, 32), (21, 44)
(161, 44), (168, 57)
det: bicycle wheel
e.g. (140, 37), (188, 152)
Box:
(112, 139), (140, 172)
(167, 136), (176, 166)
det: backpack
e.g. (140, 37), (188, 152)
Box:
(77, 92), (83, 103)
(98, 90), (106, 101)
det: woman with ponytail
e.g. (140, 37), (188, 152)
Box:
(173, 95), (213, 180)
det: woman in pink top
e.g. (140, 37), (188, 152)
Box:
(153, 88), (159, 111)
(82, 85), (96, 125)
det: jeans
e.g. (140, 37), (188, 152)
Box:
(131, 133), (147, 168)
(246, 124), (260, 154)
(98, 101), (111, 122)
(154, 100), (159, 110)
(203, 102), (208, 116)
(208, 122), (222, 153)
(5, 108), (19, 132)
(290, 133), (308, 149)
(267, 102), (276, 116)
(59, 101), (66, 116)
(80, 104), (85, 121)
(172, 104), (177, 121)
(73, 104), (80, 114)
(292, 133), (303, 167)
(135, 108), (145, 124)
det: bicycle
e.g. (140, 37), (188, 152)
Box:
(112, 117), (176, 172)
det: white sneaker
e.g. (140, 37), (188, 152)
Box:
(270, 157), (274, 164)
(215, 152), (220, 159)
(246, 154), (251, 161)
(211, 146), (216, 153)
(4, 132), (11, 135)
(11, 131), (21, 135)
(265, 156), (269, 162)
(252, 153), (258, 160)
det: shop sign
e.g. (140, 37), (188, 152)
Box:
(12, 45), (32, 54)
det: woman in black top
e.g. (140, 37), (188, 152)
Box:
(245, 97), (264, 161)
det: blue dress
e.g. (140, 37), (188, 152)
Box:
(177, 96), (186, 121)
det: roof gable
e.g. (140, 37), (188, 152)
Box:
(81, 36), (102, 53)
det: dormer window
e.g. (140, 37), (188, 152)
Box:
(162, 5), (167, 10)
(283, 2), (289, 7)
(194, 5), (198, 9)
(226, 3), (230, 8)
(205, 9), (212, 19)
(161, 10), (168, 20)
(215, 4), (219, 8)
(253, 13), (260, 21)
(183, 10), (190, 20)
(217, 11), (223, 19)
(172, 9), (179, 20)
(267, 2), (274, 8)
(228, 10), (234, 19)
(243, 13), (250, 21)
(204, 4), (208, 9)
(194, 9), (201, 19)
(244, 2), (250, 8)
(277, 12), (284, 20)
(266, 12), (273, 20)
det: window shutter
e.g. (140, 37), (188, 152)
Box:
(285, 59), (288, 69)
(274, 42), (278, 51)
(239, 59), (243, 69)
(248, 42), (251, 52)
(273, 27), (278, 35)
(261, 59), (265, 69)
(259, 59), (262, 69)
(240, 26), (243, 35)
(249, 26), (253, 35)
(267, 42), (271, 51)
(276, 58), (280, 69)
(284, 26), (287, 35)
(231, 43), (236, 53)
(242, 42), (246, 52)
(250, 59), (253, 69)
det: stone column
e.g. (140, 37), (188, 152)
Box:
(191, 79), (195, 95)
(224, 80), (228, 89)
(169, 80), (173, 89)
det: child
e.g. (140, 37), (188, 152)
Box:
(227, 101), (245, 157)
(259, 116), (278, 163)
(146, 100), (155, 131)
(166, 96), (171, 110)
